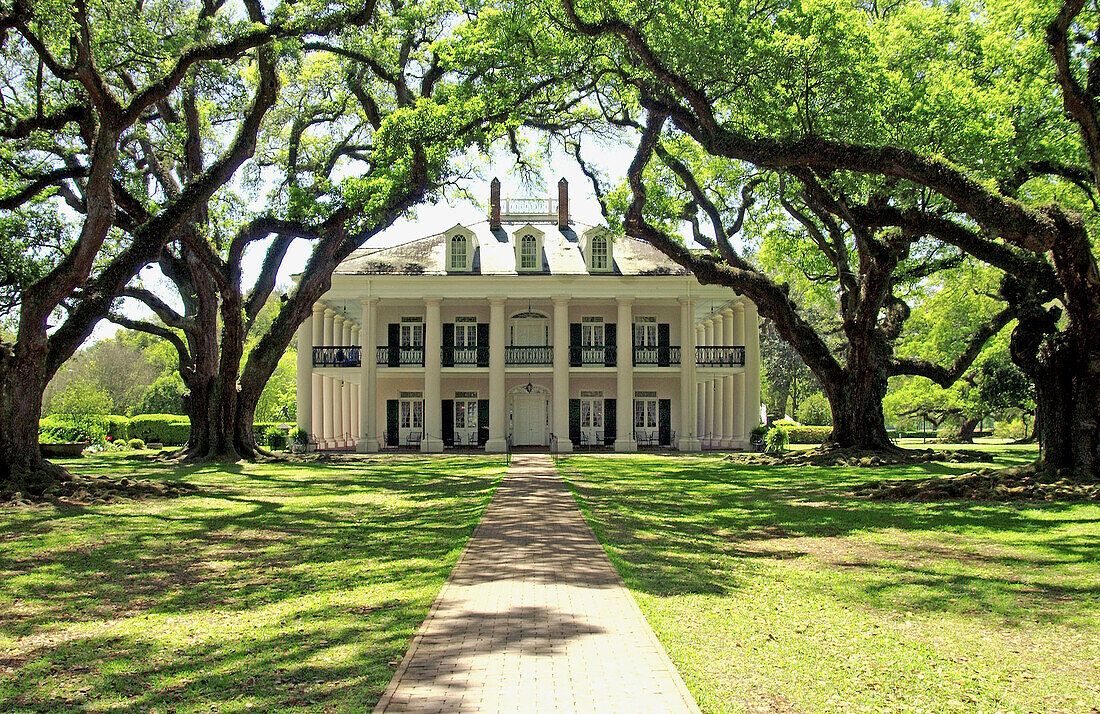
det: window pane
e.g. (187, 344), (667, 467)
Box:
(413, 401), (424, 428)
(648, 400), (657, 428)
(468, 401), (477, 424)
(635, 400), (645, 428)
(593, 400), (603, 427)
(455, 402), (466, 428)
(581, 400), (591, 428)
(401, 401), (411, 428)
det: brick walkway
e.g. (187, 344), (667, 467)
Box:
(374, 454), (701, 713)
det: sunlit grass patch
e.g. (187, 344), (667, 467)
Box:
(560, 446), (1100, 713)
(0, 453), (505, 713)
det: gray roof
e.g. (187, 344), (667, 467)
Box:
(334, 220), (692, 277)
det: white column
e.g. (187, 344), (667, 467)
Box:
(722, 307), (735, 447)
(338, 319), (347, 442)
(744, 301), (762, 433)
(350, 326), (360, 442)
(333, 314), (346, 444)
(703, 318), (716, 446)
(678, 297), (699, 451)
(696, 324), (705, 441)
(732, 302), (746, 447)
(358, 298), (380, 452)
(615, 297), (636, 452)
(423, 297), (443, 452)
(296, 313), (313, 437)
(486, 298), (507, 452)
(312, 304), (324, 447)
(322, 308), (335, 447)
(552, 296), (572, 453)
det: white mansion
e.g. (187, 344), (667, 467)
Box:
(294, 179), (761, 453)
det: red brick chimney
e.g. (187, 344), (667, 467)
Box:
(490, 177), (501, 229)
(557, 177), (569, 228)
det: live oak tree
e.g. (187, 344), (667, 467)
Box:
(108, 0), (599, 460)
(0, 0), (297, 492)
(560, 0), (1100, 476)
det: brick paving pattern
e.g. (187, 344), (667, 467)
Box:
(374, 453), (701, 713)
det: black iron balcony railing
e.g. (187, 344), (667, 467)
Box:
(442, 346), (490, 367)
(313, 345), (361, 367)
(633, 346), (682, 366)
(505, 345), (553, 365)
(376, 345), (425, 367)
(569, 345), (616, 366)
(696, 345), (746, 367)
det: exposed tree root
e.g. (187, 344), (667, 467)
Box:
(725, 445), (988, 468)
(855, 464), (1100, 502)
(2, 460), (195, 507)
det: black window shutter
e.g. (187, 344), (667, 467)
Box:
(478, 399), (489, 445)
(569, 399), (581, 446)
(604, 398), (616, 446)
(658, 323), (671, 366)
(659, 399), (672, 445)
(442, 399), (454, 446)
(604, 324), (616, 366)
(632, 322), (637, 345)
(476, 324), (490, 366)
(387, 323), (400, 366)
(569, 323), (582, 366)
(386, 399), (399, 446)
(442, 323), (455, 367)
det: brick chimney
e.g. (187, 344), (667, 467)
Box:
(489, 177), (501, 229)
(557, 177), (569, 228)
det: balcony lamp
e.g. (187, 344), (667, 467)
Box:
(524, 374), (534, 393)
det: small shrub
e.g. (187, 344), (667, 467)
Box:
(107, 440), (129, 452)
(796, 393), (832, 426)
(264, 426), (287, 451)
(765, 425), (789, 453)
(128, 438), (146, 450)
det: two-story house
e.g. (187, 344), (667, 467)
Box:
(294, 178), (761, 452)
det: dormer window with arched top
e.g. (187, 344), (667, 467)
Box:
(581, 226), (613, 273)
(519, 234), (537, 270)
(444, 225), (476, 272)
(512, 224), (544, 272)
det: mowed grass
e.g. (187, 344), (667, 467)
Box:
(0, 453), (505, 713)
(559, 444), (1100, 714)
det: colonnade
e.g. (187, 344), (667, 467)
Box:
(694, 302), (760, 448)
(295, 295), (761, 452)
(295, 304), (364, 448)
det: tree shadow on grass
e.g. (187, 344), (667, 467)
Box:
(0, 456), (506, 711)
(559, 455), (1100, 627)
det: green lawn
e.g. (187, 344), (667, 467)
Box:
(559, 445), (1100, 714)
(0, 453), (505, 713)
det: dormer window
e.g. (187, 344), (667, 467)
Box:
(512, 224), (545, 272)
(450, 235), (467, 268)
(519, 234), (537, 270)
(581, 226), (613, 273)
(590, 235), (609, 271)
(444, 225), (476, 272)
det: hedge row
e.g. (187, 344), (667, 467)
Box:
(783, 425), (832, 444)
(40, 414), (285, 447)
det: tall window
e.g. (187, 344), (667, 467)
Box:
(519, 234), (537, 270)
(449, 235), (467, 270)
(591, 235), (609, 271)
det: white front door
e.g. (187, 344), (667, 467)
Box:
(454, 398), (479, 446)
(399, 399), (424, 445)
(580, 396), (604, 445)
(512, 394), (547, 446)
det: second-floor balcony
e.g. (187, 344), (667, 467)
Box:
(569, 345), (616, 366)
(313, 345), (361, 367)
(443, 346), (491, 367)
(633, 346), (682, 366)
(505, 345), (554, 365)
(696, 345), (746, 367)
(377, 345), (425, 367)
